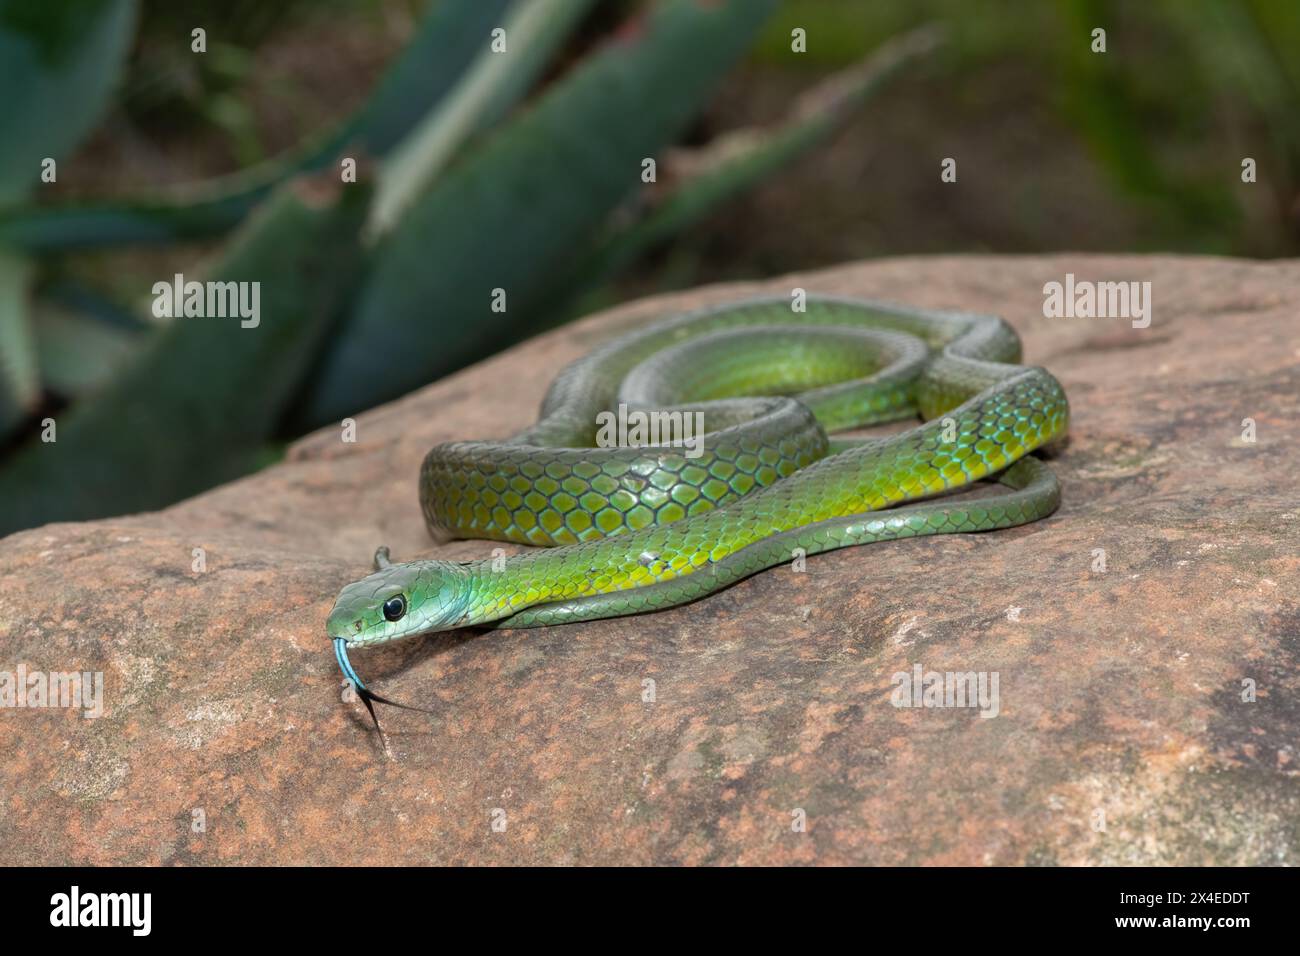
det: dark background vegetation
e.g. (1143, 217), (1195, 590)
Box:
(1, 0), (1295, 533)
(83, 0), (1300, 273)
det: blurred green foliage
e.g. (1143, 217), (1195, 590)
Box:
(0, 0), (1295, 534)
(735, 0), (1298, 262)
(0, 0), (937, 533)
(0, 0), (136, 202)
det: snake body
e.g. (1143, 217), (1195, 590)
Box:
(328, 295), (1068, 679)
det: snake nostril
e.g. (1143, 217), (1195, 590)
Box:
(353, 620), (363, 632)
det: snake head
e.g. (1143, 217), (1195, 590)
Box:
(327, 560), (474, 648)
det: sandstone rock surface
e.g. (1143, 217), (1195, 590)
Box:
(1, 255), (1297, 865)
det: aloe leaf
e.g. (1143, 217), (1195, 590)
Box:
(37, 275), (153, 333)
(33, 295), (141, 396)
(346, 0), (517, 158)
(293, 0), (781, 429)
(370, 0), (598, 236)
(0, 0), (138, 202)
(28, 273), (150, 400)
(0, 0), (515, 251)
(0, 174), (371, 534)
(0, 251), (39, 440)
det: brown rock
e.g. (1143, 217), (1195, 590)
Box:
(1, 255), (1297, 865)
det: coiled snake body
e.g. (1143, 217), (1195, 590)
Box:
(328, 295), (1069, 718)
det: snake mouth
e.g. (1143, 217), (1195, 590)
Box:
(325, 611), (367, 648)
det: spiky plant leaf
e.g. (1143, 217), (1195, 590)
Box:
(0, 174), (370, 534)
(294, 0), (780, 428)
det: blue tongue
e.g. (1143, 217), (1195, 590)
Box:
(332, 636), (437, 739)
(333, 637), (368, 693)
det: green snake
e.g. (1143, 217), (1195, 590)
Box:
(327, 294), (1068, 730)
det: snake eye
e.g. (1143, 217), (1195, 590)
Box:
(382, 594), (407, 622)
